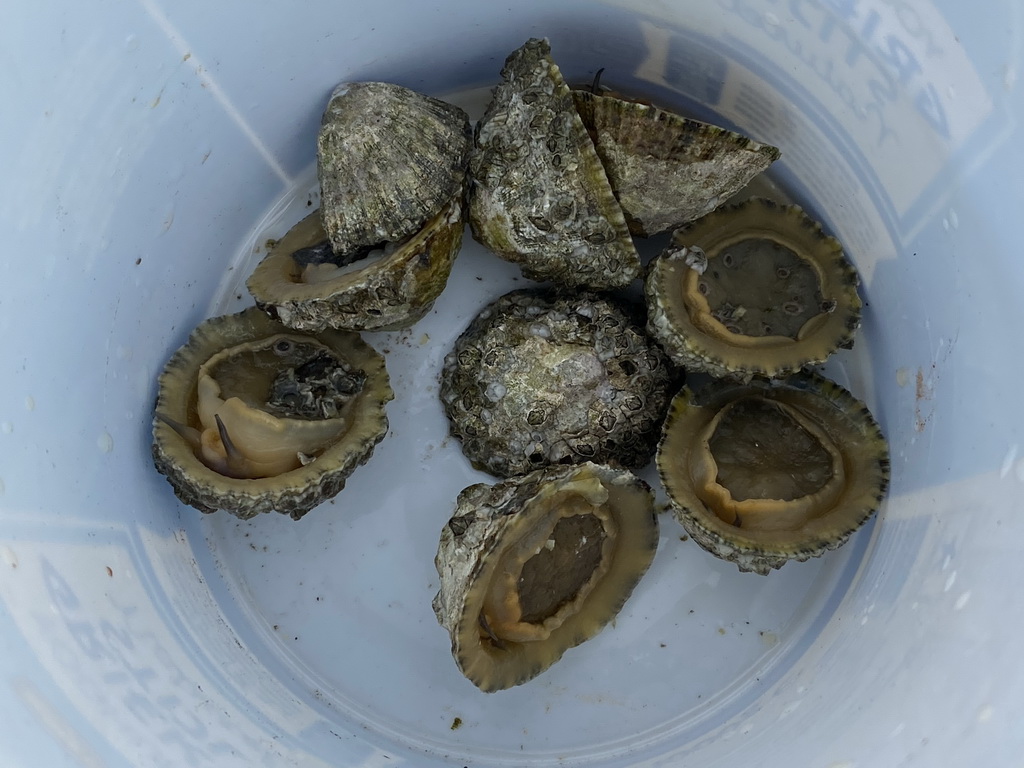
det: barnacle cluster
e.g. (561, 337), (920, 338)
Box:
(439, 289), (673, 478)
(150, 35), (890, 693)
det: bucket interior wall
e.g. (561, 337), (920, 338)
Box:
(2, 1), (1023, 766)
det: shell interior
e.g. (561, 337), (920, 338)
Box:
(433, 462), (658, 692)
(151, 308), (393, 519)
(657, 373), (889, 574)
(646, 197), (862, 378)
(245, 193), (464, 333)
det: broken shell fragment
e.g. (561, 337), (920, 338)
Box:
(646, 197), (862, 379)
(440, 289), (674, 478)
(246, 190), (464, 332)
(657, 373), (889, 574)
(572, 89), (780, 237)
(469, 38), (641, 289)
(151, 307), (393, 519)
(317, 81), (471, 255)
(433, 462), (658, 692)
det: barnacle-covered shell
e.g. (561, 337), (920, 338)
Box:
(151, 308), (393, 519)
(646, 198), (862, 379)
(440, 289), (674, 478)
(572, 90), (780, 237)
(246, 191), (464, 332)
(469, 38), (640, 289)
(433, 462), (658, 692)
(317, 81), (471, 255)
(657, 373), (889, 574)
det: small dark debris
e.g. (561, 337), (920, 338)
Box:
(679, 535), (689, 542)
(450, 716), (463, 730)
(105, 566), (113, 577)
(273, 625), (279, 630)
(135, 258), (142, 265)
(659, 642), (667, 648)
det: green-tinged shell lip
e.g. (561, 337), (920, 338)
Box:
(151, 307), (393, 519)
(656, 372), (889, 574)
(246, 192), (464, 332)
(433, 462), (658, 692)
(646, 197), (862, 379)
(572, 90), (780, 237)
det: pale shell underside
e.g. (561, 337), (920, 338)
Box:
(246, 191), (465, 333)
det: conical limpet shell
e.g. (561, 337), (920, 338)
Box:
(469, 38), (640, 289)
(317, 81), (471, 255)
(572, 89), (780, 237)
(247, 189), (464, 332)
(439, 288), (675, 478)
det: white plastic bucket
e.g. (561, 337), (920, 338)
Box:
(2, 1), (1023, 766)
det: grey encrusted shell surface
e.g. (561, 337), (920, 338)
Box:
(151, 308), (393, 519)
(318, 81), (471, 255)
(468, 38), (640, 289)
(657, 373), (889, 574)
(246, 190), (464, 332)
(572, 90), (780, 237)
(433, 462), (658, 692)
(440, 289), (674, 478)
(646, 197), (862, 379)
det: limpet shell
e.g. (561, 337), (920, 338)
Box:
(433, 461), (658, 691)
(646, 197), (862, 379)
(657, 372), (889, 574)
(317, 81), (471, 255)
(151, 307), (393, 519)
(246, 190), (464, 332)
(440, 289), (675, 478)
(572, 89), (780, 237)
(469, 38), (641, 289)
